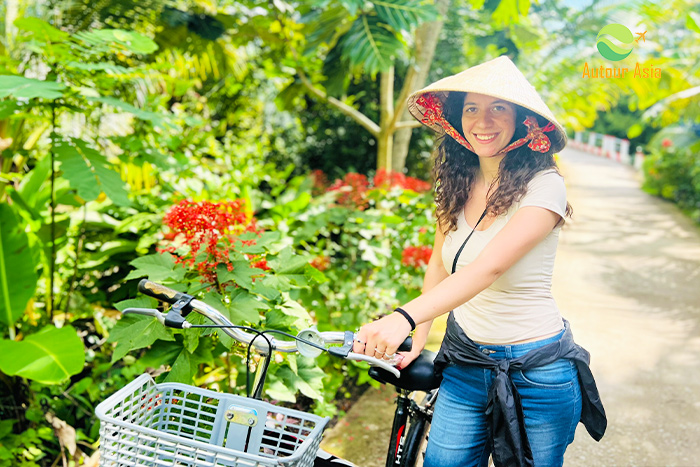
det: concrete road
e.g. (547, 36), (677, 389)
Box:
(321, 147), (700, 467)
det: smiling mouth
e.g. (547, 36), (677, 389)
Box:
(474, 133), (498, 143)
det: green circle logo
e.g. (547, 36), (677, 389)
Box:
(596, 24), (634, 61)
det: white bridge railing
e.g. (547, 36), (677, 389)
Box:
(570, 132), (644, 170)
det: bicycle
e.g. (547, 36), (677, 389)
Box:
(96, 279), (442, 467)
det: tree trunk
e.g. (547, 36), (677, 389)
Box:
(377, 67), (395, 170)
(391, 0), (451, 173)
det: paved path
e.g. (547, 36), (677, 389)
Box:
(321, 147), (700, 466)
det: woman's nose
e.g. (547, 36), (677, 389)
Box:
(475, 112), (495, 128)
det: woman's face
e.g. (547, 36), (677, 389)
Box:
(461, 92), (517, 158)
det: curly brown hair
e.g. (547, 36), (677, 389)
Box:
(429, 91), (573, 235)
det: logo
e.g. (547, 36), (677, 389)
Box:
(583, 25), (660, 79)
(596, 24), (634, 61)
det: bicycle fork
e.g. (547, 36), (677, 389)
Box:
(386, 390), (412, 467)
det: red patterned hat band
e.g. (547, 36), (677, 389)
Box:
(416, 92), (555, 155)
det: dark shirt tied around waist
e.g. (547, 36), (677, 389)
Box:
(433, 313), (607, 467)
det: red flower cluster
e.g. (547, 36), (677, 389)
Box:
(661, 138), (673, 148)
(401, 246), (432, 268)
(373, 169), (432, 193)
(158, 199), (265, 284)
(251, 259), (270, 271)
(310, 256), (331, 271)
(318, 168), (432, 210)
(327, 173), (370, 210)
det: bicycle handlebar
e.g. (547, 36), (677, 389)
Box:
(125, 279), (408, 378)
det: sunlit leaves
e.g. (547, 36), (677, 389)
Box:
(687, 12), (700, 33)
(492, 0), (531, 26)
(0, 76), (65, 100)
(13, 17), (70, 42)
(124, 253), (186, 282)
(372, 0), (438, 32)
(73, 29), (158, 55)
(0, 204), (39, 328)
(0, 326), (85, 384)
(89, 96), (169, 127)
(54, 137), (130, 206)
(0, 100), (19, 118)
(107, 314), (176, 362)
(341, 15), (403, 77)
(301, 4), (350, 55)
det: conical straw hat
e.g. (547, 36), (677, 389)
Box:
(407, 55), (567, 154)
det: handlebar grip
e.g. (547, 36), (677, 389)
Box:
(138, 279), (185, 304)
(398, 337), (412, 353)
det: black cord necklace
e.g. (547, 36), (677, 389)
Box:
(451, 207), (488, 275)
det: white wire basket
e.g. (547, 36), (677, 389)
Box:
(95, 374), (330, 467)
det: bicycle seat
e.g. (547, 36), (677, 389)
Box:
(368, 350), (442, 391)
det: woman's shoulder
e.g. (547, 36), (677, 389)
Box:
(529, 168), (563, 183)
(524, 168), (565, 194)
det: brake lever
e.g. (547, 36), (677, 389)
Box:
(346, 352), (401, 378)
(122, 308), (165, 325)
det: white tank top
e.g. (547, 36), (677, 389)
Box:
(440, 169), (567, 344)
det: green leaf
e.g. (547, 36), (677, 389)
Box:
(627, 123), (644, 139)
(340, 15), (403, 78)
(107, 314), (176, 362)
(263, 293), (312, 332)
(270, 246), (311, 274)
(114, 296), (156, 312)
(491, 0), (530, 27)
(687, 12), (700, 33)
(18, 155), (51, 210)
(217, 262), (264, 290)
(0, 76), (65, 100)
(301, 5), (349, 53)
(227, 288), (267, 324)
(55, 137), (130, 206)
(79, 240), (139, 269)
(73, 29), (158, 54)
(14, 17), (70, 42)
(89, 96), (167, 127)
(0, 100), (18, 118)
(164, 339), (213, 383)
(265, 379), (297, 403)
(304, 263), (329, 284)
(0, 419), (14, 438)
(125, 253), (185, 282)
(0, 204), (38, 327)
(0, 326), (84, 384)
(295, 365), (325, 400)
(372, 0), (439, 32)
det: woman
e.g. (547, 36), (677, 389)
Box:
(353, 56), (606, 467)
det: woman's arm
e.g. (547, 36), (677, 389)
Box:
(395, 221), (450, 368)
(357, 205), (563, 357)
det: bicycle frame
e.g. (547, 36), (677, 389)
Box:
(385, 388), (437, 467)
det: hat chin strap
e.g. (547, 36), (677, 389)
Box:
(493, 116), (556, 155)
(416, 93), (555, 155)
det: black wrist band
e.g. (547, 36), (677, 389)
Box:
(394, 307), (416, 331)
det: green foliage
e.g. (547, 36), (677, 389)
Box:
(0, 204), (38, 328)
(0, 76), (65, 99)
(54, 138), (131, 207)
(641, 126), (700, 222)
(0, 326), (84, 384)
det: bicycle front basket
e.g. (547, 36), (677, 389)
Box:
(95, 374), (329, 467)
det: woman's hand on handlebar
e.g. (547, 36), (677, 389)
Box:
(353, 313), (412, 363)
(396, 339), (425, 370)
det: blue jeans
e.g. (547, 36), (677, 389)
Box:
(423, 329), (582, 467)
